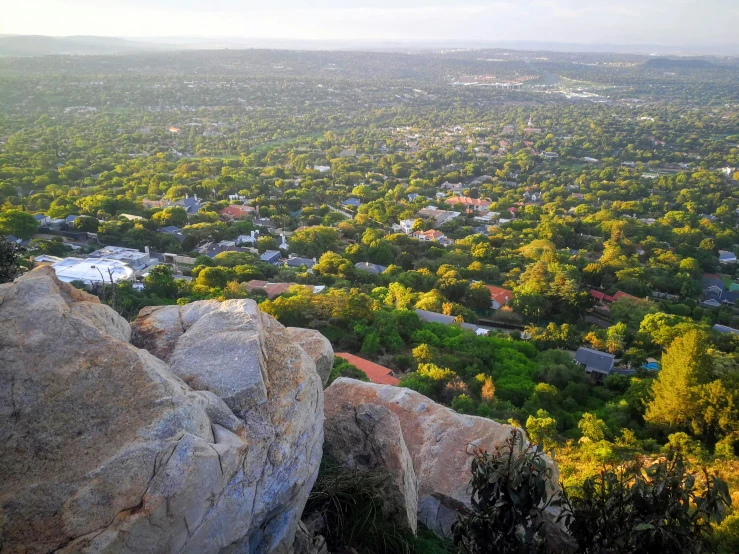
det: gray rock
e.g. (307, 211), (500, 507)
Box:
(0, 267), (325, 554)
(286, 328), (334, 387)
(323, 401), (418, 533)
(324, 378), (562, 539)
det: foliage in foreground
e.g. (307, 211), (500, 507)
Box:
(454, 429), (732, 554)
(452, 428), (565, 554)
(0, 238), (24, 284)
(305, 458), (449, 554)
(563, 450), (732, 554)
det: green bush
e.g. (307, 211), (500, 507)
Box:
(562, 451), (731, 554)
(453, 429), (564, 554)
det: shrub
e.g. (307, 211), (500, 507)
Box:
(453, 429), (563, 554)
(562, 451), (731, 554)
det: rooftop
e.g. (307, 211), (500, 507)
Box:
(51, 257), (135, 285)
(575, 347), (615, 374)
(335, 353), (400, 386)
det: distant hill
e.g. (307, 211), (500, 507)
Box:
(0, 35), (171, 56)
(644, 57), (715, 69)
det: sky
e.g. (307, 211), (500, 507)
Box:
(1, 0), (737, 46)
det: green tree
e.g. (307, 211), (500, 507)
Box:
(72, 215), (99, 233)
(0, 239), (25, 283)
(645, 330), (710, 430)
(526, 409), (558, 449)
(0, 210), (38, 240)
(578, 412), (607, 442)
(144, 264), (178, 298)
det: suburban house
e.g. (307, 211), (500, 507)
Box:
(342, 198), (361, 208)
(719, 250), (737, 264)
(441, 181), (464, 191)
(713, 324), (739, 334)
(88, 246), (152, 271)
(284, 256), (316, 270)
(158, 226), (185, 242)
(173, 195), (205, 215)
(334, 353), (400, 385)
(413, 229), (446, 242)
(219, 204), (255, 220)
(355, 262), (388, 274)
(575, 347), (615, 383)
(236, 231), (260, 245)
(398, 219), (415, 235)
(701, 274), (739, 306)
(590, 290), (639, 306)
(51, 257), (135, 286)
(416, 207), (461, 226)
(414, 309), (489, 336)
(196, 241), (254, 258)
(34, 213), (51, 227)
(486, 285), (514, 310)
(260, 250), (282, 264)
(445, 196), (491, 213)
(244, 280), (325, 299)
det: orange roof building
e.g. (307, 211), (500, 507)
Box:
(335, 353), (401, 385)
(445, 196), (491, 212)
(485, 285), (514, 309)
(220, 204), (255, 220)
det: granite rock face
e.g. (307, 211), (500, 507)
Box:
(0, 267), (325, 554)
(323, 400), (418, 532)
(285, 328), (334, 388)
(323, 378), (561, 538)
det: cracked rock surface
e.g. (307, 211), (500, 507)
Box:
(0, 267), (326, 554)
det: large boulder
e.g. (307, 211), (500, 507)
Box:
(323, 378), (561, 538)
(285, 328), (333, 387)
(0, 267), (325, 554)
(323, 401), (418, 533)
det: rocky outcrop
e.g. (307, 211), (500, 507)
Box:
(0, 267), (325, 554)
(323, 401), (418, 532)
(323, 378), (561, 538)
(286, 328), (334, 387)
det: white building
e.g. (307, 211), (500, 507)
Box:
(87, 246), (151, 270)
(51, 257), (135, 286)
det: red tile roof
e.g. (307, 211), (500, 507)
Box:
(445, 196), (491, 207)
(220, 205), (255, 219)
(613, 291), (640, 302)
(590, 289), (615, 303)
(335, 353), (400, 386)
(485, 285), (514, 306)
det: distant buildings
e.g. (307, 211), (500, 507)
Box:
(414, 309), (489, 336)
(260, 250), (282, 264)
(485, 285), (514, 310)
(355, 262), (387, 274)
(416, 206), (460, 226)
(445, 196), (491, 213)
(335, 353), (400, 385)
(284, 255), (317, 270)
(244, 280), (325, 299)
(719, 250), (737, 264)
(413, 229), (447, 243)
(219, 204), (255, 220)
(51, 257), (135, 286)
(575, 347), (615, 383)
(88, 246), (152, 270)
(342, 198), (362, 208)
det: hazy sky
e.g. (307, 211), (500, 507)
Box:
(1, 0), (737, 45)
